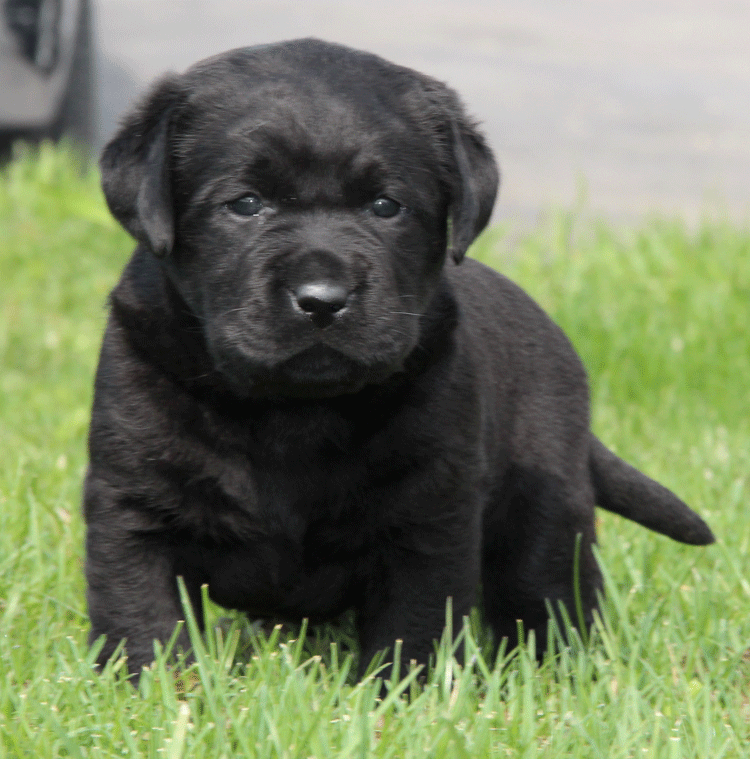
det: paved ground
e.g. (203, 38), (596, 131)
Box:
(95, 0), (750, 228)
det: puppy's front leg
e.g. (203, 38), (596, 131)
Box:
(481, 465), (602, 656)
(84, 496), (202, 676)
(356, 526), (480, 682)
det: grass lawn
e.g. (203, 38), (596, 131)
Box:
(1, 144), (748, 757)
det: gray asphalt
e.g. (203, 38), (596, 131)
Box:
(95, 0), (750, 228)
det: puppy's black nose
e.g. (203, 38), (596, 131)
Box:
(293, 282), (349, 318)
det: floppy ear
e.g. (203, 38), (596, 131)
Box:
(100, 75), (184, 257)
(447, 117), (499, 264)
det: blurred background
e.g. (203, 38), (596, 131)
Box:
(2, 0), (749, 228)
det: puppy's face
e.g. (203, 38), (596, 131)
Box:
(168, 71), (449, 397)
(101, 41), (499, 398)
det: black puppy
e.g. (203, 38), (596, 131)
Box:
(86, 38), (713, 678)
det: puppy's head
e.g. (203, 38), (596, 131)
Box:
(101, 39), (498, 398)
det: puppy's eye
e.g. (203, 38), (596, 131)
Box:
(371, 197), (401, 218)
(227, 194), (264, 216)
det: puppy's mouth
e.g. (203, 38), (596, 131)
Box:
(278, 345), (361, 386)
(220, 344), (400, 399)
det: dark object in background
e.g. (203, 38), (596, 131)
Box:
(0, 0), (94, 159)
(85, 39), (714, 682)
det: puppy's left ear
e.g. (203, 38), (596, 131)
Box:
(100, 75), (184, 257)
(447, 118), (499, 264)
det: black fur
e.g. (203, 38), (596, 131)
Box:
(86, 38), (714, 679)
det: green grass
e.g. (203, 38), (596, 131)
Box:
(1, 144), (748, 757)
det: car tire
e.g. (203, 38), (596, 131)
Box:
(51, 0), (95, 150)
(0, 0), (96, 161)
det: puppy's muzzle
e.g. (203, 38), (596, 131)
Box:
(291, 281), (351, 328)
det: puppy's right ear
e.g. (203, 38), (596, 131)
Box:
(100, 75), (184, 257)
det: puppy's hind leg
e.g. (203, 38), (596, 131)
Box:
(480, 467), (602, 660)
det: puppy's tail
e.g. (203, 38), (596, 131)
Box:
(589, 435), (715, 545)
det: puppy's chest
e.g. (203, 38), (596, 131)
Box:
(253, 455), (373, 547)
(178, 412), (379, 550)
(180, 438), (379, 617)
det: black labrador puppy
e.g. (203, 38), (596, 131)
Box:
(86, 38), (714, 678)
